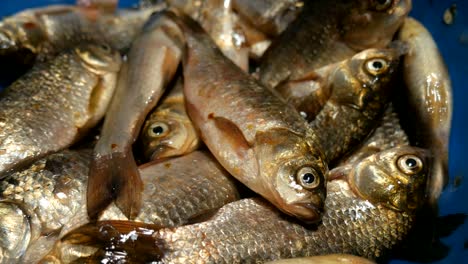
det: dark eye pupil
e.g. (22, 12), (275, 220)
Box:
(406, 158), (417, 168)
(152, 126), (164, 135)
(302, 173), (315, 184)
(372, 61), (383, 69)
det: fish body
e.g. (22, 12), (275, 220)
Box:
(274, 62), (337, 121)
(172, 11), (327, 222)
(0, 43), (121, 176)
(0, 4), (166, 63)
(87, 11), (185, 220)
(65, 142), (430, 263)
(197, 0), (249, 70)
(398, 17), (452, 204)
(0, 150), (238, 263)
(308, 48), (401, 163)
(0, 150), (92, 263)
(232, 0), (303, 36)
(140, 79), (200, 161)
(259, 0), (411, 89)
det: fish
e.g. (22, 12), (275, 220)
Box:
(397, 17), (452, 205)
(340, 105), (409, 164)
(259, 0), (411, 89)
(197, 0), (250, 71)
(0, 150), (92, 263)
(0, 4), (166, 66)
(232, 0), (303, 36)
(0, 150), (238, 263)
(273, 62), (337, 120)
(0, 43), (121, 177)
(170, 11), (328, 223)
(140, 79), (200, 161)
(61, 145), (430, 263)
(265, 254), (376, 264)
(308, 47), (401, 163)
(87, 10), (185, 220)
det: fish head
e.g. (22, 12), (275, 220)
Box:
(141, 110), (198, 161)
(74, 43), (122, 74)
(330, 48), (400, 109)
(255, 129), (327, 223)
(349, 146), (430, 212)
(0, 13), (46, 56)
(0, 200), (33, 261)
(343, 0), (412, 50)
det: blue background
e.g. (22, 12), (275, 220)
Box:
(0, 0), (466, 263)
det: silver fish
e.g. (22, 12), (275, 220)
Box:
(87, 11), (185, 220)
(398, 17), (452, 205)
(0, 43), (121, 177)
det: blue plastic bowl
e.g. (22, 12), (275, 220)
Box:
(0, 1), (466, 263)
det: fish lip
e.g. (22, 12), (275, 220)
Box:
(287, 202), (324, 224)
(148, 145), (176, 161)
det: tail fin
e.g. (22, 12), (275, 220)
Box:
(114, 150), (144, 220)
(62, 220), (165, 262)
(87, 151), (143, 220)
(87, 154), (115, 220)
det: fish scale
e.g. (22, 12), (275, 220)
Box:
(150, 193), (411, 263)
(0, 45), (121, 176)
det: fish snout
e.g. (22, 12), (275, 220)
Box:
(287, 201), (324, 224)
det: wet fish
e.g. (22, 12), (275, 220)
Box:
(140, 79), (200, 161)
(259, 0), (411, 89)
(265, 254), (376, 264)
(274, 62), (337, 120)
(232, 0), (303, 36)
(0, 4), (166, 65)
(340, 105), (409, 164)
(0, 150), (238, 263)
(197, 0), (249, 70)
(87, 11), (184, 220)
(0, 150), (92, 263)
(0, 43), (121, 176)
(62, 145), (430, 263)
(308, 48), (401, 163)
(171, 11), (327, 222)
(397, 17), (452, 205)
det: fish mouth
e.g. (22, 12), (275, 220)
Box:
(285, 202), (324, 224)
(149, 145), (177, 161)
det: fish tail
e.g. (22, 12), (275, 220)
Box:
(61, 220), (165, 262)
(87, 154), (116, 220)
(87, 151), (143, 220)
(113, 150), (144, 220)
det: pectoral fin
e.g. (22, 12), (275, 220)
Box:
(212, 116), (251, 158)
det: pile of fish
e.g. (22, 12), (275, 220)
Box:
(0, 0), (452, 263)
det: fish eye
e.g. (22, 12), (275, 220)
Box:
(397, 155), (423, 175)
(99, 43), (112, 53)
(75, 44), (116, 69)
(364, 58), (389, 76)
(296, 167), (321, 190)
(148, 122), (170, 138)
(373, 0), (393, 11)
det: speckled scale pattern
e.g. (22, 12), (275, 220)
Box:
(363, 105), (409, 150)
(259, 0), (354, 88)
(0, 50), (101, 175)
(155, 184), (412, 263)
(0, 150), (91, 232)
(308, 99), (386, 163)
(130, 151), (240, 227)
